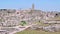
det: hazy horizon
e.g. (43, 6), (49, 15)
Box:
(0, 0), (60, 11)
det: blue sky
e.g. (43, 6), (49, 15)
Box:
(0, 0), (60, 11)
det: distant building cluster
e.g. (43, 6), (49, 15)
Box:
(0, 4), (60, 34)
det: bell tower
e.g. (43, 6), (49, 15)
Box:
(32, 3), (34, 10)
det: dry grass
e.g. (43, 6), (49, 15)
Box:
(16, 28), (60, 34)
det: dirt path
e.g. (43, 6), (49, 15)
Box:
(9, 24), (34, 34)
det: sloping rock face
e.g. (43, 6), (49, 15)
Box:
(43, 24), (60, 32)
(29, 24), (60, 32)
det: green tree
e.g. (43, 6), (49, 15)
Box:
(20, 21), (26, 26)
